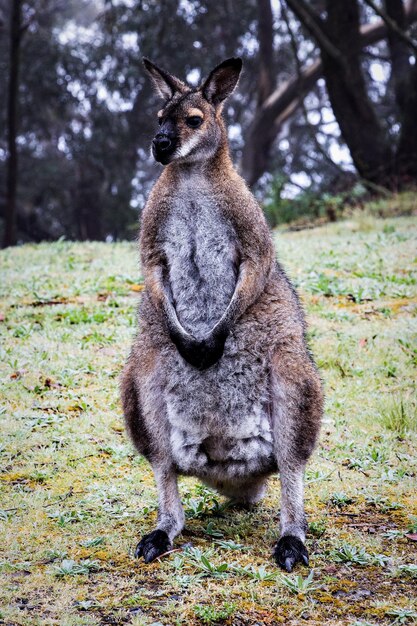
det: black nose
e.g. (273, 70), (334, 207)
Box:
(153, 134), (172, 152)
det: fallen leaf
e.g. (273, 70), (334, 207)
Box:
(67, 403), (83, 412)
(110, 422), (124, 433)
(405, 533), (417, 541)
(130, 284), (144, 292)
(44, 377), (61, 388)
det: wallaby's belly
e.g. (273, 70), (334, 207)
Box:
(169, 409), (276, 481)
(163, 199), (238, 338)
(164, 327), (277, 481)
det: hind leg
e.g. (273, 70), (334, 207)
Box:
(121, 354), (184, 563)
(134, 463), (184, 563)
(270, 345), (323, 571)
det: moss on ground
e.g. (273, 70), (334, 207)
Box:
(0, 206), (416, 625)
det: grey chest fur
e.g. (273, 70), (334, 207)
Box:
(157, 183), (276, 482)
(162, 186), (238, 339)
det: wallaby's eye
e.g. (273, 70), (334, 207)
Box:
(186, 116), (203, 129)
(158, 117), (163, 126)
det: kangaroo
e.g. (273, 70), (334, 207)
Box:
(121, 57), (323, 572)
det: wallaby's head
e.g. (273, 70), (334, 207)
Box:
(143, 57), (242, 165)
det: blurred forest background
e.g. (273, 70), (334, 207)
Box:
(1, 0), (417, 247)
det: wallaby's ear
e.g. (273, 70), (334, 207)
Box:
(201, 57), (242, 106)
(143, 58), (187, 100)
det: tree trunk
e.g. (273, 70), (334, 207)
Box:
(383, 0), (417, 184)
(256, 0), (275, 105)
(3, 0), (22, 248)
(323, 0), (394, 186)
(396, 60), (417, 181)
(241, 61), (322, 185)
(385, 0), (411, 110)
(74, 161), (104, 241)
(288, 0), (394, 186)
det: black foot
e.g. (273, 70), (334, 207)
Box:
(274, 535), (309, 572)
(134, 529), (171, 563)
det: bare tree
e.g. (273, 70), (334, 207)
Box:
(241, 0), (417, 187)
(310, 0), (393, 186)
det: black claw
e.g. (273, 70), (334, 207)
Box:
(284, 557), (293, 572)
(274, 535), (309, 572)
(134, 529), (171, 563)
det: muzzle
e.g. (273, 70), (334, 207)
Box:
(152, 120), (177, 164)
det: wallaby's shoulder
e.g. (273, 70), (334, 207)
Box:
(212, 167), (274, 255)
(139, 169), (173, 255)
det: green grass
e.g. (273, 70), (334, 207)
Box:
(379, 398), (417, 436)
(0, 207), (416, 625)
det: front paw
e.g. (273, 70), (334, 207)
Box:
(171, 335), (205, 369)
(173, 329), (228, 370)
(196, 330), (227, 370)
(134, 529), (171, 563)
(274, 536), (309, 572)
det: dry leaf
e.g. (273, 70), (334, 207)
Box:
(405, 533), (417, 541)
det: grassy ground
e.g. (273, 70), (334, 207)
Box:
(0, 207), (416, 626)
